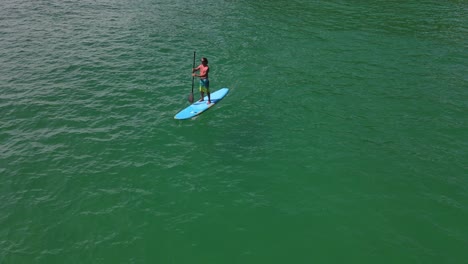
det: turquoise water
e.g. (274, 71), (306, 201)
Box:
(1, 0), (467, 263)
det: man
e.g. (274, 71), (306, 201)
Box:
(192, 57), (211, 104)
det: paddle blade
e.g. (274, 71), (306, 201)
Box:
(188, 93), (194, 103)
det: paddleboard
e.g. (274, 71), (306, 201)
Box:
(174, 88), (229, 120)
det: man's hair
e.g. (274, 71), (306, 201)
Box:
(202, 57), (208, 64)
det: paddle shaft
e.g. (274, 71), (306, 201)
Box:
(191, 51), (196, 94)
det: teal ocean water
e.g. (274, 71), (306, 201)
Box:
(1, 0), (467, 263)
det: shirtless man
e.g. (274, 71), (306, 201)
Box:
(192, 57), (211, 104)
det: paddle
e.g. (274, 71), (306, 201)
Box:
(188, 51), (196, 103)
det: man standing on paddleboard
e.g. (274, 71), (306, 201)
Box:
(192, 57), (211, 104)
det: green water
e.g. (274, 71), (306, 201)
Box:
(1, 0), (467, 263)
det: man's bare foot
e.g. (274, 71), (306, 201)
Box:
(207, 101), (212, 105)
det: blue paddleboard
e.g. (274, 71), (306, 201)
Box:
(174, 88), (229, 120)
